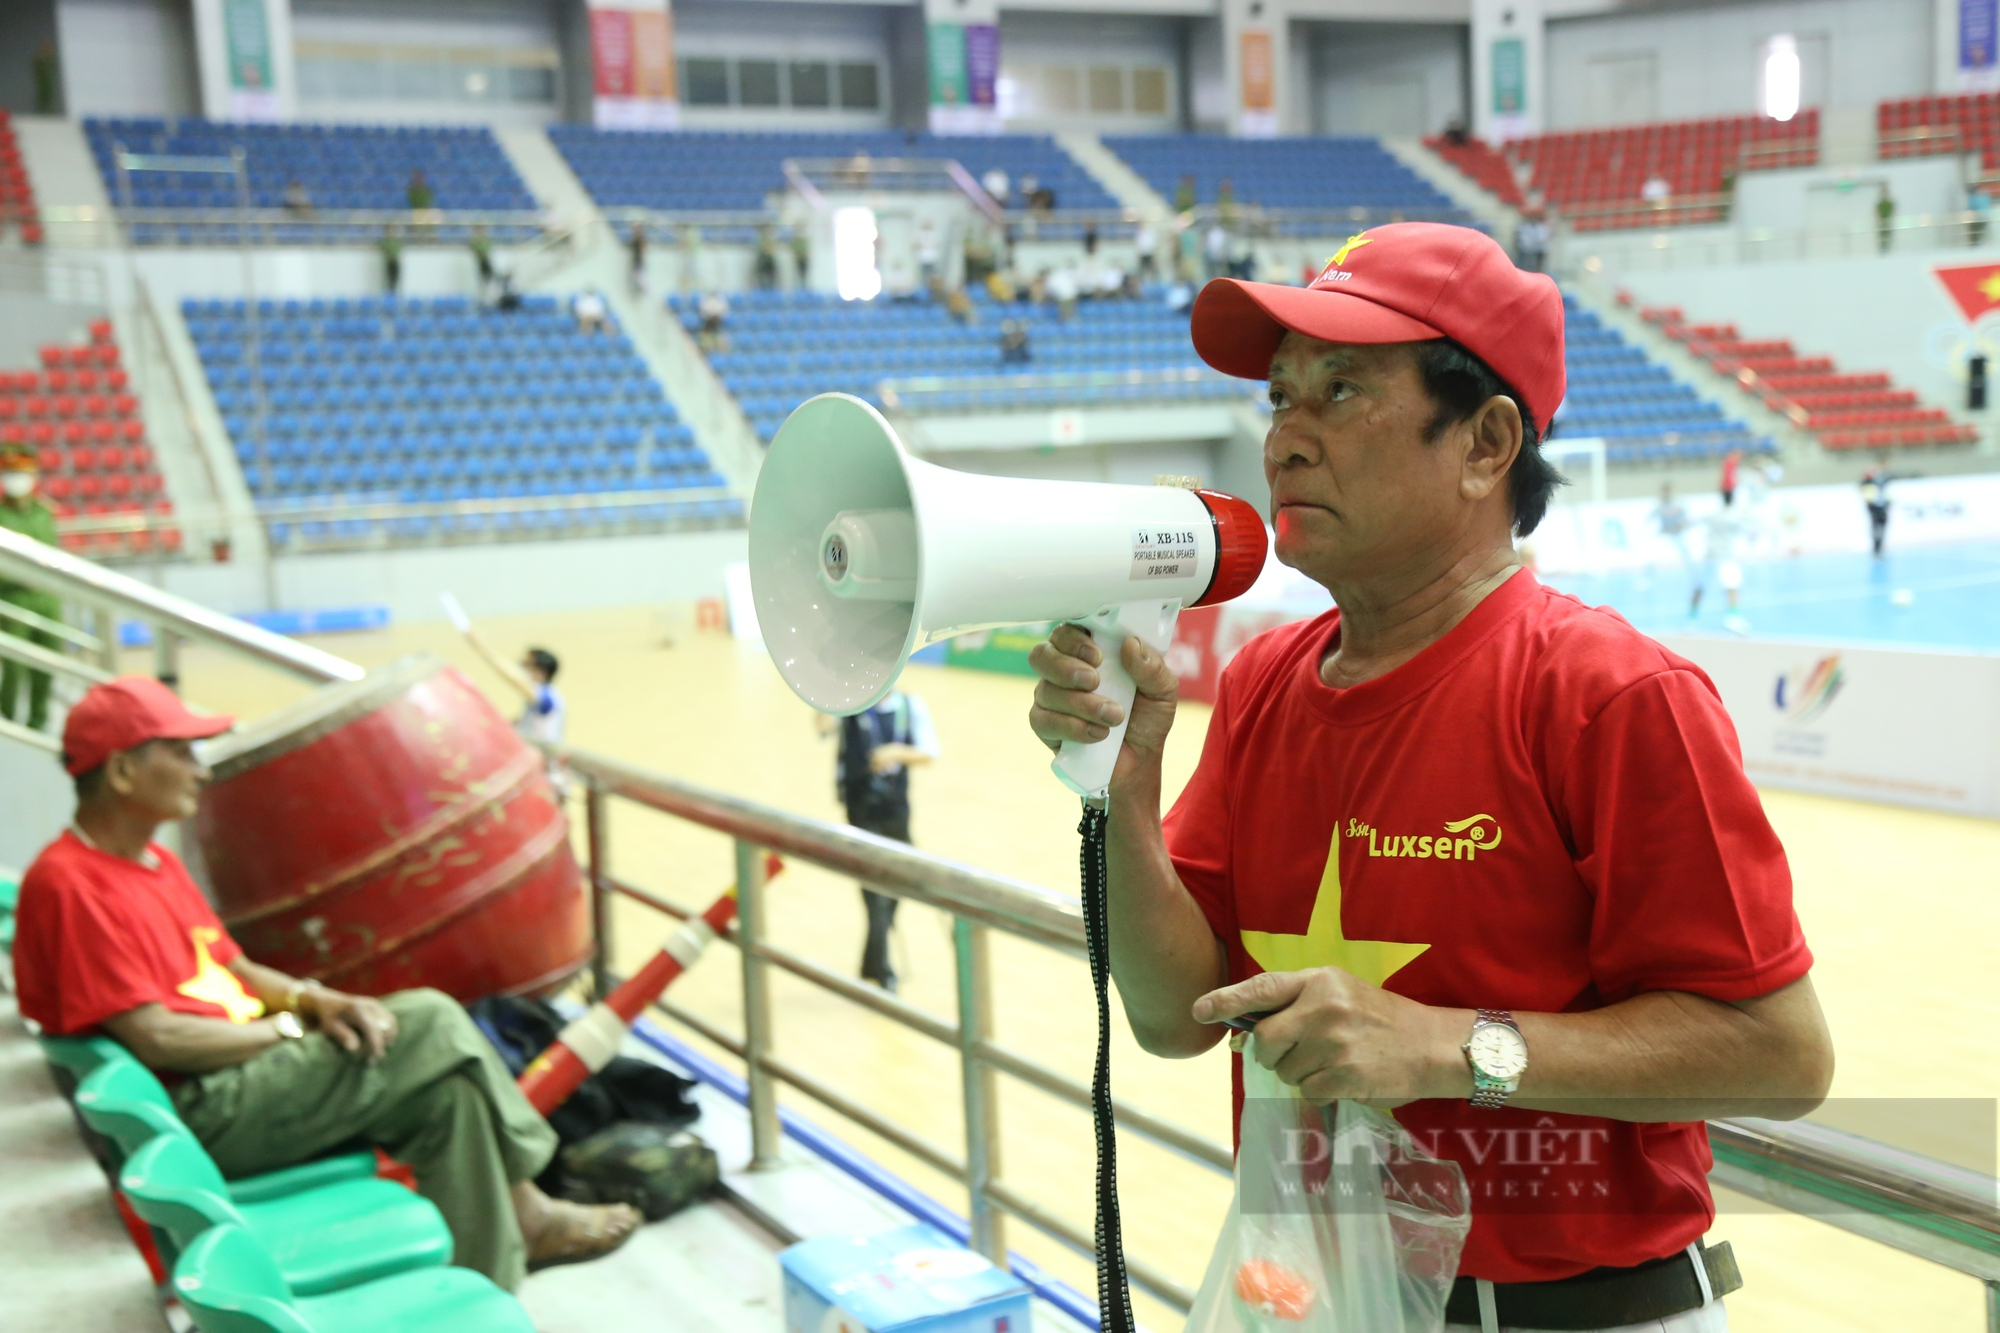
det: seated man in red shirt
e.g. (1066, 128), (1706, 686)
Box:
(13, 676), (640, 1291)
(1027, 224), (1834, 1332)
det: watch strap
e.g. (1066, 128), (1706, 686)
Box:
(1467, 1009), (1523, 1110)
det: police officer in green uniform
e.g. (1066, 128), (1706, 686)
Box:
(0, 445), (65, 732)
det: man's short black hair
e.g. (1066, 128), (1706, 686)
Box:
(1416, 339), (1565, 537)
(526, 648), (559, 681)
(70, 761), (106, 800)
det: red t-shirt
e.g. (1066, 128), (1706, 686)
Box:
(1164, 569), (1811, 1283)
(14, 830), (265, 1039)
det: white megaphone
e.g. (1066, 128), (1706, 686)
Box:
(749, 393), (1268, 798)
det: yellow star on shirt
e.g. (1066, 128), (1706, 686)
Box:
(1327, 233), (1373, 267)
(177, 927), (266, 1023)
(1980, 271), (2000, 304)
(1240, 826), (1430, 987)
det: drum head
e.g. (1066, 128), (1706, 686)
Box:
(202, 653), (447, 781)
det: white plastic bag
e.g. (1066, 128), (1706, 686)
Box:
(1185, 1036), (1472, 1332)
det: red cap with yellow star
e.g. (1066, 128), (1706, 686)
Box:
(1188, 221), (1566, 437)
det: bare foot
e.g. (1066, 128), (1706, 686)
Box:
(512, 1181), (643, 1271)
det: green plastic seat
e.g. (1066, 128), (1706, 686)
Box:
(72, 1062), (378, 1200)
(175, 1224), (534, 1333)
(123, 1134), (452, 1296)
(40, 1032), (134, 1081)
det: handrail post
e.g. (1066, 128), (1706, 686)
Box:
(953, 915), (1006, 1264)
(1988, 1278), (1999, 1333)
(154, 629), (181, 691)
(90, 606), (117, 672)
(586, 780), (612, 1000)
(737, 838), (781, 1168)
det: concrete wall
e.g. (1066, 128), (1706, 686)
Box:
(1612, 246), (2000, 427)
(1306, 19), (1466, 138)
(0, 0), (62, 115)
(55, 0), (201, 118)
(1545, 0), (1932, 129)
(997, 10), (1183, 133)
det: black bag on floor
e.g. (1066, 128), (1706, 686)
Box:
(466, 994), (702, 1145)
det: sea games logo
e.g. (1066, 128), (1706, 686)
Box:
(1774, 654), (1844, 724)
(1346, 814), (1503, 861)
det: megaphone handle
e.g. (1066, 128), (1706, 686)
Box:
(1053, 599), (1177, 799)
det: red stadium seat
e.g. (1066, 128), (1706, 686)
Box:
(89, 318), (114, 344)
(45, 370), (71, 393)
(70, 446), (95, 471)
(23, 395), (48, 418)
(41, 475), (71, 501)
(107, 473), (133, 499)
(53, 395), (78, 419)
(84, 394), (108, 417)
(139, 473), (164, 495)
(28, 423), (54, 446)
(99, 446), (125, 471)
(112, 393), (137, 416)
(119, 420), (143, 442)
(89, 421), (114, 444)
(61, 422), (87, 445)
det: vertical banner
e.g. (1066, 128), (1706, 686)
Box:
(590, 0), (678, 128)
(193, 0), (292, 121)
(1490, 36), (1527, 137)
(1238, 29), (1276, 137)
(1963, 0), (2000, 91)
(928, 21), (1001, 134)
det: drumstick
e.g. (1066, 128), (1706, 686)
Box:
(439, 591), (472, 634)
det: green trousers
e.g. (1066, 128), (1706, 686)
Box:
(0, 589), (62, 731)
(171, 989), (559, 1291)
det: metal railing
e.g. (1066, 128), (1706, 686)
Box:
(1562, 208), (2000, 272)
(0, 524), (361, 691)
(876, 365), (1252, 414)
(560, 742), (2000, 1327)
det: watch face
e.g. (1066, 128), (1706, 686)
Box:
(1469, 1024), (1528, 1080)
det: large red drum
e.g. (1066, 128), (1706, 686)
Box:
(193, 653), (591, 1000)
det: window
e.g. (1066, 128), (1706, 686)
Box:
(738, 58), (780, 107)
(1044, 66), (1080, 113)
(295, 42), (557, 107)
(1088, 66), (1124, 113)
(684, 57), (730, 106)
(837, 62), (879, 110)
(507, 65), (556, 104)
(790, 61), (831, 108)
(455, 64), (499, 103)
(390, 61), (445, 101)
(1132, 67), (1168, 115)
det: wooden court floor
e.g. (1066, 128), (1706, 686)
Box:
(159, 603), (2000, 1333)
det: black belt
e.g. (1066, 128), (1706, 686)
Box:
(1444, 1241), (1741, 1330)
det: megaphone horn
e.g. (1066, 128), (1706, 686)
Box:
(750, 393), (1268, 798)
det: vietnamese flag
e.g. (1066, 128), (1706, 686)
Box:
(1935, 262), (2000, 322)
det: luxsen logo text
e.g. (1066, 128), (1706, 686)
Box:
(1346, 814), (1503, 861)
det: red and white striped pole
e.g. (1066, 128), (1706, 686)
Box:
(518, 855), (782, 1115)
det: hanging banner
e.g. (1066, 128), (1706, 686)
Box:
(1490, 35), (1529, 141)
(1239, 29), (1275, 137)
(1963, 0), (2000, 90)
(928, 22), (1001, 134)
(590, 0), (678, 129)
(222, 0), (281, 120)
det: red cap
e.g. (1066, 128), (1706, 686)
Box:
(60, 676), (234, 776)
(1190, 222), (1565, 436)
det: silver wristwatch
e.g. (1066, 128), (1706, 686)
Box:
(273, 1010), (306, 1040)
(1464, 1009), (1527, 1109)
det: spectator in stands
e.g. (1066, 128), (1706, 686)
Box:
(0, 444), (62, 733)
(1514, 211), (1549, 273)
(981, 167), (1011, 207)
(697, 291), (730, 351)
(917, 218), (943, 292)
(628, 222), (649, 296)
(1443, 118), (1470, 148)
(680, 224), (706, 296)
(984, 267), (1016, 302)
(964, 231), (997, 287)
(470, 225), (496, 298)
(1970, 188), (1991, 246)
(790, 227), (810, 286)
(1205, 223), (1230, 280)
(999, 320), (1032, 365)
(1134, 221), (1159, 280)
(1877, 185), (1896, 253)
(1177, 219), (1201, 280)
(380, 226), (403, 296)
(407, 169), (436, 212)
(281, 179), (313, 219)
(817, 691), (941, 992)
(945, 286), (976, 325)
(11, 678), (642, 1290)
(1174, 174), (1197, 215)
(33, 41), (60, 115)
(1641, 173), (1672, 204)
(1047, 267), (1080, 322)
(1217, 178), (1239, 228)
(753, 225), (780, 290)
(572, 289), (609, 336)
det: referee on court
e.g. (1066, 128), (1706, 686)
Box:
(819, 690), (940, 993)
(1027, 223), (1833, 1333)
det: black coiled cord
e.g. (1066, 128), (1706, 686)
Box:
(1079, 800), (1137, 1333)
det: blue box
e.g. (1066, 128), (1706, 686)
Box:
(780, 1225), (1031, 1333)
